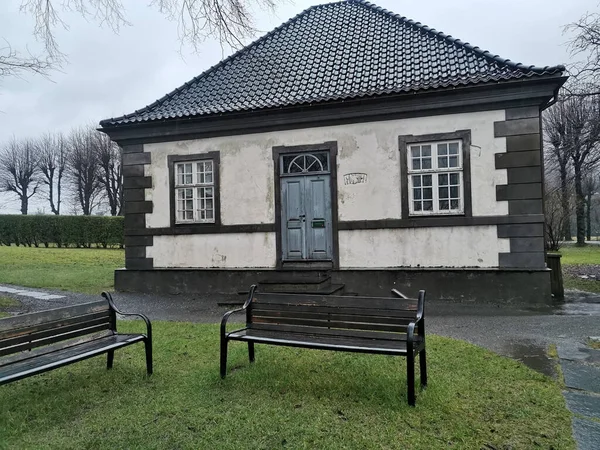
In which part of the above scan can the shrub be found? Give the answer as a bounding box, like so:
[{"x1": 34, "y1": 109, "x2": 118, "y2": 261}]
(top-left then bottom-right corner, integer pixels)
[{"x1": 0, "y1": 215, "x2": 124, "y2": 248}]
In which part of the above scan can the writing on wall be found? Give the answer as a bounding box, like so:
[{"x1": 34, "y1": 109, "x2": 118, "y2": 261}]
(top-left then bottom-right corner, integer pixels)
[{"x1": 343, "y1": 173, "x2": 368, "y2": 185}]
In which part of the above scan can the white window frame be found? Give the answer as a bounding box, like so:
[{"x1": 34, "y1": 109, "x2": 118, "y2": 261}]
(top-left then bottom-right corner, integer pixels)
[
  {"x1": 407, "y1": 140, "x2": 465, "y2": 216},
  {"x1": 174, "y1": 160, "x2": 216, "y2": 224}
]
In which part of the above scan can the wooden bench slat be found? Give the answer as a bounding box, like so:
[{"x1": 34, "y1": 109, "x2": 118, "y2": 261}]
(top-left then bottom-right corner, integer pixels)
[
  {"x1": 251, "y1": 308, "x2": 415, "y2": 326},
  {"x1": 247, "y1": 323, "x2": 415, "y2": 342},
  {"x1": 251, "y1": 303, "x2": 419, "y2": 319},
  {"x1": 0, "y1": 301, "x2": 109, "y2": 332},
  {"x1": 0, "y1": 334, "x2": 145, "y2": 384},
  {"x1": 0, "y1": 315, "x2": 111, "y2": 351},
  {"x1": 0, "y1": 323, "x2": 112, "y2": 358},
  {"x1": 254, "y1": 294, "x2": 418, "y2": 311},
  {"x1": 252, "y1": 316, "x2": 410, "y2": 333},
  {"x1": 229, "y1": 329, "x2": 409, "y2": 355},
  {"x1": 0, "y1": 331, "x2": 113, "y2": 368}
]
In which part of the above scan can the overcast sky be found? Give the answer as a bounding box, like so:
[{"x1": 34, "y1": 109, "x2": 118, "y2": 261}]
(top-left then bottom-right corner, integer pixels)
[{"x1": 0, "y1": 0, "x2": 594, "y2": 212}]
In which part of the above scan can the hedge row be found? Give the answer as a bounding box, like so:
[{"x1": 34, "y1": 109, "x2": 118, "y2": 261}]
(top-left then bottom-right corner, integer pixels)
[{"x1": 0, "y1": 215, "x2": 124, "y2": 248}]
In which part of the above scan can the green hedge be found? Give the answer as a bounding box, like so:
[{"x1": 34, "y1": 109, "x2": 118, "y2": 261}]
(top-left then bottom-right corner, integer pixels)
[{"x1": 0, "y1": 215, "x2": 124, "y2": 248}]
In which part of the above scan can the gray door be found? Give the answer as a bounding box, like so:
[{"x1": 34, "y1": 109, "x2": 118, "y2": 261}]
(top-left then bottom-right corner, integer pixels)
[{"x1": 281, "y1": 174, "x2": 333, "y2": 261}]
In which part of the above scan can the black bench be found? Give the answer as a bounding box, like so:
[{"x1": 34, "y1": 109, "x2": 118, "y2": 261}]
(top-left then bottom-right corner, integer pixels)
[
  {"x1": 220, "y1": 286, "x2": 427, "y2": 405},
  {"x1": 0, "y1": 292, "x2": 152, "y2": 385}
]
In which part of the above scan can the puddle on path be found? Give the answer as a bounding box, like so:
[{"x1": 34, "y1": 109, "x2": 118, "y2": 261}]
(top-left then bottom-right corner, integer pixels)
[{"x1": 502, "y1": 339, "x2": 556, "y2": 378}]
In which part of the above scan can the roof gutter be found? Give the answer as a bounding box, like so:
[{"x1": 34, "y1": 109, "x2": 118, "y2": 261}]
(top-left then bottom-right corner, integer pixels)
[{"x1": 541, "y1": 76, "x2": 568, "y2": 111}]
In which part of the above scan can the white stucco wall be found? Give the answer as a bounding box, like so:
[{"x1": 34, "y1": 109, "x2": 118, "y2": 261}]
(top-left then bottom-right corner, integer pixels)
[
  {"x1": 339, "y1": 227, "x2": 510, "y2": 268},
  {"x1": 148, "y1": 233, "x2": 276, "y2": 268},
  {"x1": 142, "y1": 110, "x2": 510, "y2": 269}
]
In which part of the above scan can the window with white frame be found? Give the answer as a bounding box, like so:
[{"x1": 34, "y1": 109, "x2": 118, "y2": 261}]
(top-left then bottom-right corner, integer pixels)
[
  {"x1": 174, "y1": 160, "x2": 215, "y2": 223},
  {"x1": 407, "y1": 141, "x2": 464, "y2": 215}
]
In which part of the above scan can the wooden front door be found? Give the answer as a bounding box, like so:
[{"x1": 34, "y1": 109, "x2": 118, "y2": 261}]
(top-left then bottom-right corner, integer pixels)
[{"x1": 280, "y1": 153, "x2": 333, "y2": 262}]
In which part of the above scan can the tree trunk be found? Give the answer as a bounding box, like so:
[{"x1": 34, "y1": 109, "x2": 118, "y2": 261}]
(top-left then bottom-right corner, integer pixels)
[
  {"x1": 586, "y1": 191, "x2": 592, "y2": 241},
  {"x1": 574, "y1": 163, "x2": 586, "y2": 246},
  {"x1": 20, "y1": 194, "x2": 28, "y2": 215},
  {"x1": 560, "y1": 166, "x2": 571, "y2": 241}
]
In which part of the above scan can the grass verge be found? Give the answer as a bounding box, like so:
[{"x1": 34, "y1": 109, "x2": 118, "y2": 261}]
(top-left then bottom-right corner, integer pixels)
[
  {"x1": 0, "y1": 246, "x2": 124, "y2": 294},
  {"x1": 0, "y1": 296, "x2": 20, "y2": 318},
  {"x1": 559, "y1": 245, "x2": 600, "y2": 294},
  {"x1": 0, "y1": 323, "x2": 575, "y2": 449}
]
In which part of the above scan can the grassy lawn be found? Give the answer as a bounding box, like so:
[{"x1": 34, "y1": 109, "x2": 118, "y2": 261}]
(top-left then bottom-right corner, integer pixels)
[
  {"x1": 559, "y1": 245, "x2": 600, "y2": 265},
  {"x1": 0, "y1": 246, "x2": 124, "y2": 294},
  {"x1": 559, "y1": 245, "x2": 600, "y2": 294},
  {"x1": 0, "y1": 296, "x2": 20, "y2": 318},
  {"x1": 0, "y1": 323, "x2": 574, "y2": 449}
]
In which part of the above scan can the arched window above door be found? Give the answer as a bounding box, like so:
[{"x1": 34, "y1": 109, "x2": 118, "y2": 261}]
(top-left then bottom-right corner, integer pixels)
[{"x1": 281, "y1": 152, "x2": 329, "y2": 175}]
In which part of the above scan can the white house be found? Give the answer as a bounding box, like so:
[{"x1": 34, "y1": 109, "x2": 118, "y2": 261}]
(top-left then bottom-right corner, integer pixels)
[{"x1": 100, "y1": 0, "x2": 566, "y2": 302}]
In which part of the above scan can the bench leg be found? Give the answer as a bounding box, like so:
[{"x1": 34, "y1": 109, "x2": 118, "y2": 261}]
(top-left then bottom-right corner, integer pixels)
[
  {"x1": 145, "y1": 339, "x2": 153, "y2": 375},
  {"x1": 248, "y1": 342, "x2": 255, "y2": 363},
  {"x1": 107, "y1": 350, "x2": 114, "y2": 370},
  {"x1": 407, "y1": 353, "x2": 416, "y2": 407},
  {"x1": 419, "y1": 348, "x2": 427, "y2": 388},
  {"x1": 220, "y1": 339, "x2": 228, "y2": 379}
]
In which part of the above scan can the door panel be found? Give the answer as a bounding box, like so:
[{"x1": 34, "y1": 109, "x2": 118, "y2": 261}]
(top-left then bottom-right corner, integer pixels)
[
  {"x1": 282, "y1": 178, "x2": 305, "y2": 260},
  {"x1": 306, "y1": 176, "x2": 332, "y2": 260}
]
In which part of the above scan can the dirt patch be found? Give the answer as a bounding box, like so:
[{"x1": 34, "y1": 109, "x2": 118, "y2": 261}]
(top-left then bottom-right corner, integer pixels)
[{"x1": 563, "y1": 264, "x2": 600, "y2": 281}]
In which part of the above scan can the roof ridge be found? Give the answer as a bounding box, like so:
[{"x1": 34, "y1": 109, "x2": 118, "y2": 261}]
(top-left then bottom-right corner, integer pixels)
[
  {"x1": 350, "y1": 0, "x2": 566, "y2": 74},
  {"x1": 100, "y1": 1, "x2": 342, "y2": 126}
]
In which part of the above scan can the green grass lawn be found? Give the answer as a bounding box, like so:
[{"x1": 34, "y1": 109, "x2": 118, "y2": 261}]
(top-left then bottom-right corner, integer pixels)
[
  {"x1": 0, "y1": 296, "x2": 20, "y2": 318},
  {"x1": 0, "y1": 246, "x2": 124, "y2": 294},
  {"x1": 0, "y1": 323, "x2": 574, "y2": 449},
  {"x1": 559, "y1": 245, "x2": 600, "y2": 294}
]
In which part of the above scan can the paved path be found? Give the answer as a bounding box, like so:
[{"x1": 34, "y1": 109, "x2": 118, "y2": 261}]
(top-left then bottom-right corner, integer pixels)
[{"x1": 2, "y1": 284, "x2": 599, "y2": 448}]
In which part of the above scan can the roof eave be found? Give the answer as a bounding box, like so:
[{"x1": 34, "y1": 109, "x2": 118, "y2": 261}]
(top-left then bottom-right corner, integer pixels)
[{"x1": 101, "y1": 74, "x2": 567, "y2": 144}]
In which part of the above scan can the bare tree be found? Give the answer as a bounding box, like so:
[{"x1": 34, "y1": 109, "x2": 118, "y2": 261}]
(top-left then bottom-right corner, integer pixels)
[
  {"x1": 567, "y1": 12, "x2": 600, "y2": 93},
  {"x1": 92, "y1": 132, "x2": 122, "y2": 216},
  {"x1": 36, "y1": 132, "x2": 67, "y2": 215},
  {"x1": 4, "y1": 0, "x2": 280, "y2": 79},
  {"x1": 544, "y1": 182, "x2": 573, "y2": 251},
  {"x1": 583, "y1": 171, "x2": 599, "y2": 241},
  {"x1": 67, "y1": 127, "x2": 102, "y2": 215},
  {"x1": 564, "y1": 96, "x2": 600, "y2": 245},
  {"x1": 0, "y1": 138, "x2": 40, "y2": 214},
  {"x1": 544, "y1": 101, "x2": 573, "y2": 240}
]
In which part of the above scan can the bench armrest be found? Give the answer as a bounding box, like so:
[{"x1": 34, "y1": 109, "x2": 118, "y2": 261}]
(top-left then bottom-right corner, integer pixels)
[
  {"x1": 101, "y1": 292, "x2": 152, "y2": 342},
  {"x1": 221, "y1": 285, "x2": 257, "y2": 339}
]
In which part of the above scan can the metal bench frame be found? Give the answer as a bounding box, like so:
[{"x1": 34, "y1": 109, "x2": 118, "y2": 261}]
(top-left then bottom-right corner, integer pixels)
[
  {"x1": 0, "y1": 292, "x2": 152, "y2": 386},
  {"x1": 221, "y1": 285, "x2": 427, "y2": 405}
]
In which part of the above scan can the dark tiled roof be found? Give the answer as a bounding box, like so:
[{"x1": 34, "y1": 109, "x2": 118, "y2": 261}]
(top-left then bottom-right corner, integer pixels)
[{"x1": 101, "y1": 0, "x2": 565, "y2": 127}]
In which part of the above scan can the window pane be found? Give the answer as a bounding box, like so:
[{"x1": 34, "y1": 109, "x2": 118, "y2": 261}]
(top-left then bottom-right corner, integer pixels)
[
  {"x1": 423, "y1": 188, "x2": 433, "y2": 200},
  {"x1": 449, "y1": 142, "x2": 459, "y2": 154},
  {"x1": 439, "y1": 200, "x2": 449, "y2": 210},
  {"x1": 413, "y1": 176, "x2": 421, "y2": 188},
  {"x1": 411, "y1": 146, "x2": 421, "y2": 158},
  {"x1": 437, "y1": 143, "x2": 448, "y2": 155},
  {"x1": 439, "y1": 187, "x2": 449, "y2": 198},
  {"x1": 205, "y1": 173, "x2": 213, "y2": 184},
  {"x1": 438, "y1": 157, "x2": 448, "y2": 168},
  {"x1": 423, "y1": 201, "x2": 433, "y2": 211},
  {"x1": 185, "y1": 210, "x2": 193, "y2": 220},
  {"x1": 412, "y1": 158, "x2": 421, "y2": 170},
  {"x1": 205, "y1": 210, "x2": 214, "y2": 220},
  {"x1": 421, "y1": 145, "x2": 431, "y2": 157},
  {"x1": 205, "y1": 161, "x2": 213, "y2": 172},
  {"x1": 413, "y1": 189, "x2": 421, "y2": 200},
  {"x1": 451, "y1": 199, "x2": 459, "y2": 209},
  {"x1": 422, "y1": 158, "x2": 432, "y2": 170},
  {"x1": 423, "y1": 175, "x2": 432, "y2": 186},
  {"x1": 449, "y1": 156, "x2": 459, "y2": 168},
  {"x1": 438, "y1": 173, "x2": 448, "y2": 185},
  {"x1": 450, "y1": 186, "x2": 459, "y2": 198},
  {"x1": 413, "y1": 201, "x2": 422, "y2": 212},
  {"x1": 450, "y1": 173, "x2": 460, "y2": 185}
]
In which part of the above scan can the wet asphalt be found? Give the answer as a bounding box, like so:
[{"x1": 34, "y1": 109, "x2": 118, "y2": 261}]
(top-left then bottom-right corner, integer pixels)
[{"x1": 2, "y1": 284, "x2": 600, "y2": 448}]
